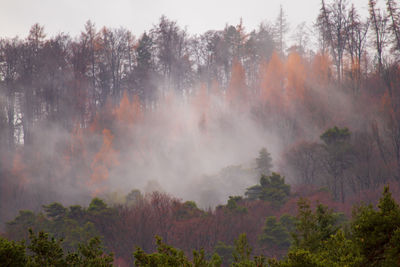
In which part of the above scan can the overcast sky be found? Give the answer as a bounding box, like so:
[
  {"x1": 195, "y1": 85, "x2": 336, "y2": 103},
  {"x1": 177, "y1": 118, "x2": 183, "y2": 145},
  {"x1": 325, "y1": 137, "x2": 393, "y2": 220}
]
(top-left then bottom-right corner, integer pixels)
[{"x1": 1, "y1": 0, "x2": 373, "y2": 39}]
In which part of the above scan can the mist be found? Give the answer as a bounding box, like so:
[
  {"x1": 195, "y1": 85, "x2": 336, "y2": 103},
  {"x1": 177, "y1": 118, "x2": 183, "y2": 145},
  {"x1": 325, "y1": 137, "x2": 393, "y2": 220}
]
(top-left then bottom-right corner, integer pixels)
[
  {"x1": 1, "y1": 0, "x2": 400, "y2": 232},
  {"x1": 1, "y1": 48, "x2": 363, "y2": 220}
]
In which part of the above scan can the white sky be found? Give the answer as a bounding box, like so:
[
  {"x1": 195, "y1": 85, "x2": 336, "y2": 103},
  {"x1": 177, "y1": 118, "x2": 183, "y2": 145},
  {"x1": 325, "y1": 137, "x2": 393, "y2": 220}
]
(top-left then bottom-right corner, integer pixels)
[{"x1": 0, "y1": 0, "x2": 372, "y2": 39}]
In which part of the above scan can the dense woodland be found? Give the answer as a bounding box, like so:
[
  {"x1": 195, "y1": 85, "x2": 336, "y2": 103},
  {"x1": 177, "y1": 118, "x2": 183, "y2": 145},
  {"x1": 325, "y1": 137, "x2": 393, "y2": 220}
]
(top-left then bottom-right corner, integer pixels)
[{"x1": 1, "y1": 0, "x2": 400, "y2": 266}]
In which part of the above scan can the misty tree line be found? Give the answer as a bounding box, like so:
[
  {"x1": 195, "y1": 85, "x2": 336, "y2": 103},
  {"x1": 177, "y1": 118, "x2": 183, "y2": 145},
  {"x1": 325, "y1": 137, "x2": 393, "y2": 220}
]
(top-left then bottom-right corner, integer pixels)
[
  {"x1": 0, "y1": 0, "x2": 399, "y2": 144},
  {"x1": 0, "y1": 0, "x2": 400, "y2": 215},
  {"x1": 0, "y1": 15, "x2": 275, "y2": 148}
]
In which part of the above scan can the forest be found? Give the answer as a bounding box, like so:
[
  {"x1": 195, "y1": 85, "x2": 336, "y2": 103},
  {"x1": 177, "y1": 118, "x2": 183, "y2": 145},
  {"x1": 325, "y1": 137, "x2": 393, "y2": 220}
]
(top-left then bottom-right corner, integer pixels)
[{"x1": 1, "y1": 0, "x2": 400, "y2": 265}]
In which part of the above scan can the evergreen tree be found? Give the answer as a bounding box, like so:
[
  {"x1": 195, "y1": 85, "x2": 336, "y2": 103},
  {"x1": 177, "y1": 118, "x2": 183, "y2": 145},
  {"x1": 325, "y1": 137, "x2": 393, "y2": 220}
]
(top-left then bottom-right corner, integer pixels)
[
  {"x1": 0, "y1": 229, "x2": 113, "y2": 267},
  {"x1": 351, "y1": 186, "x2": 400, "y2": 266},
  {"x1": 214, "y1": 241, "x2": 234, "y2": 266},
  {"x1": 133, "y1": 235, "x2": 221, "y2": 266},
  {"x1": 259, "y1": 216, "x2": 291, "y2": 250},
  {"x1": 245, "y1": 173, "x2": 290, "y2": 207},
  {"x1": 256, "y1": 147, "x2": 273, "y2": 176},
  {"x1": 292, "y1": 199, "x2": 340, "y2": 252},
  {"x1": 0, "y1": 237, "x2": 27, "y2": 266}
]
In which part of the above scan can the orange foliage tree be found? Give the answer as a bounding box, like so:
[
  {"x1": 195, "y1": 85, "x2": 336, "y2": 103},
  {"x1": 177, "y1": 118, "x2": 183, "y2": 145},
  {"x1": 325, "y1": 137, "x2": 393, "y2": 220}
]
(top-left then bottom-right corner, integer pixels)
[
  {"x1": 311, "y1": 52, "x2": 332, "y2": 85},
  {"x1": 113, "y1": 91, "x2": 143, "y2": 126},
  {"x1": 286, "y1": 52, "x2": 306, "y2": 104},
  {"x1": 227, "y1": 59, "x2": 248, "y2": 110},
  {"x1": 259, "y1": 52, "x2": 286, "y2": 110}
]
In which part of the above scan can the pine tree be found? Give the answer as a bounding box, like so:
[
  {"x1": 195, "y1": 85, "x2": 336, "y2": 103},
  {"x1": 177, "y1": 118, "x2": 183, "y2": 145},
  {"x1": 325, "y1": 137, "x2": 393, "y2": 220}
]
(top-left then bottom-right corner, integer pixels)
[
  {"x1": 245, "y1": 173, "x2": 290, "y2": 207},
  {"x1": 256, "y1": 147, "x2": 273, "y2": 176},
  {"x1": 259, "y1": 216, "x2": 291, "y2": 250},
  {"x1": 351, "y1": 186, "x2": 400, "y2": 266}
]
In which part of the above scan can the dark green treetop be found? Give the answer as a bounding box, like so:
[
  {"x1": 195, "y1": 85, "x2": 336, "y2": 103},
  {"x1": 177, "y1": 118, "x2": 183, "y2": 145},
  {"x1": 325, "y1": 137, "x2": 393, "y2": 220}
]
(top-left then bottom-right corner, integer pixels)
[
  {"x1": 259, "y1": 216, "x2": 291, "y2": 250},
  {"x1": 256, "y1": 147, "x2": 273, "y2": 176},
  {"x1": 245, "y1": 172, "x2": 290, "y2": 207},
  {"x1": 351, "y1": 186, "x2": 400, "y2": 266}
]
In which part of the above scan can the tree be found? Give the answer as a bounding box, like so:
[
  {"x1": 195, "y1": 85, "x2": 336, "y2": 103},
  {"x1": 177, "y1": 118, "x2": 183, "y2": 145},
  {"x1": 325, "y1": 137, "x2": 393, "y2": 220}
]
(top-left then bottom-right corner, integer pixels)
[
  {"x1": 134, "y1": 32, "x2": 157, "y2": 102},
  {"x1": 6, "y1": 210, "x2": 38, "y2": 241},
  {"x1": 292, "y1": 199, "x2": 341, "y2": 253},
  {"x1": 268, "y1": 249, "x2": 324, "y2": 267},
  {"x1": 222, "y1": 24, "x2": 242, "y2": 79},
  {"x1": 243, "y1": 23, "x2": 275, "y2": 89},
  {"x1": 256, "y1": 147, "x2": 273, "y2": 176},
  {"x1": 284, "y1": 142, "x2": 323, "y2": 186},
  {"x1": 70, "y1": 20, "x2": 99, "y2": 124},
  {"x1": 316, "y1": 230, "x2": 363, "y2": 267},
  {"x1": 369, "y1": 0, "x2": 388, "y2": 73},
  {"x1": 0, "y1": 237, "x2": 27, "y2": 266},
  {"x1": 125, "y1": 189, "x2": 143, "y2": 205},
  {"x1": 21, "y1": 23, "x2": 46, "y2": 145},
  {"x1": 274, "y1": 5, "x2": 289, "y2": 55},
  {"x1": 214, "y1": 241, "x2": 234, "y2": 266},
  {"x1": 83, "y1": 20, "x2": 99, "y2": 116},
  {"x1": 290, "y1": 22, "x2": 311, "y2": 55},
  {"x1": 269, "y1": 230, "x2": 362, "y2": 267},
  {"x1": 226, "y1": 59, "x2": 248, "y2": 109},
  {"x1": 87, "y1": 198, "x2": 108, "y2": 214},
  {"x1": 68, "y1": 237, "x2": 114, "y2": 266},
  {"x1": 268, "y1": 200, "x2": 362, "y2": 267},
  {"x1": 151, "y1": 16, "x2": 192, "y2": 94},
  {"x1": 386, "y1": 0, "x2": 400, "y2": 52},
  {"x1": 320, "y1": 126, "x2": 353, "y2": 203},
  {"x1": 97, "y1": 27, "x2": 132, "y2": 104},
  {"x1": 351, "y1": 186, "x2": 400, "y2": 266},
  {"x1": 0, "y1": 228, "x2": 114, "y2": 266},
  {"x1": 317, "y1": 0, "x2": 349, "y2": 83},
  {"x1": 43, "y1": 202, "x2": 67, "y2": 221},
  {"x1": 346, "y1": 4, "x2": 369, "y2": 93},
  {"x1": 27, "y1": 229, "x2": 66, "y2": 266},
  {"x1": 225, "y1": 196, "x2": 247, "y2": 214},
  {"x1": 245, "y1": 173, "x2": 290, "y2": 207},
  {"x1": 133, "y1": 235, "x2": 221, "y2": 266},
  {"x1": 259, "y1": 216, "x2": 291, "y2": 252},
  {"x1": 0, "y1": 37, "x2": 21, "y2": 151},
  {"x1": 232, "y1": 233, "x2": 253, "y2": 266}
]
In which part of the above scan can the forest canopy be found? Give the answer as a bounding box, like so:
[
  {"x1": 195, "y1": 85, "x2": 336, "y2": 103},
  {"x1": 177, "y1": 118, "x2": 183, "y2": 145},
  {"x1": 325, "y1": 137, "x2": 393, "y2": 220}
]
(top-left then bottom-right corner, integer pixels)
[{"x1": 1, "y1": 0, "x2": 400, "y2": 265}]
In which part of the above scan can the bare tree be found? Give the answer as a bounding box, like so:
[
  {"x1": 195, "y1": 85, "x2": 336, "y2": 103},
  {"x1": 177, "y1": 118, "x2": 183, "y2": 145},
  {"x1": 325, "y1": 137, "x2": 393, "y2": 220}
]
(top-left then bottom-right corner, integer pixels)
[
  {"x1": 317, "y1": 0, "x2": 349, "y2": 83},
  {"x1": 284, "y1": 142, "x2": 323, "y2": 186},
  {"x1": 274, "y1": 5, "x2": 289, "y2": 55},
  {"x1": 369, "y1": 0, "x2": 389, "y2": 73},
  {"x1": 81, "y1": 20, "x2": 99, "y2": 118},
  {"x1": 346, "y1": 4, "x2": 369, "y2": 93},
  {"x1": 151, "y1": 16, "x2": 193, "y2": 95},
  {"x1": 291, "y1": 22, "x2": 311, "y2": 55},
  {"x1": 0, "y1": 38, "x2": 21, "y2": 150},
  {"x1": 21, "y1": 23, "x2": 46, "y2": 145},
  {"x1": 386, "y1": 0, "x2": 400, "y2": 52}
]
